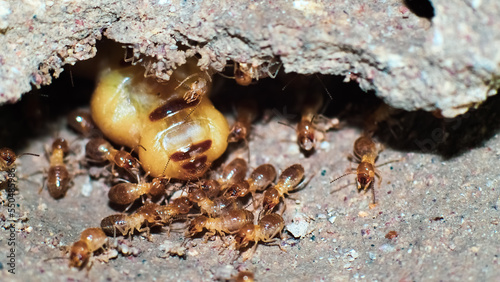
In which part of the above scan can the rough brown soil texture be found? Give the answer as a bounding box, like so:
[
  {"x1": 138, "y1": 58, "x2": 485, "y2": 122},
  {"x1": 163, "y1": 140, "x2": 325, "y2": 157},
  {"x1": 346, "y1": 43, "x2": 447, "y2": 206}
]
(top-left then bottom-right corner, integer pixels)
[
  {"x1": 1, "y1": 1, "x2": 500, "y2": 117},
  {"x1": 1, "y1": 46, "x2": 500, "y2": 281}
]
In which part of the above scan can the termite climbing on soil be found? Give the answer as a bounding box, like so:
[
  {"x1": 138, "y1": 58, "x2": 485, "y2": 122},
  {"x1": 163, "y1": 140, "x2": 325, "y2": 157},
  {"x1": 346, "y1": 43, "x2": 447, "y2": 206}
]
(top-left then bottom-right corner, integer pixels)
[
  {"x1": 100, "y1": 203, "x2": 162, "y2": 239},
  {"x1": 68, "y1": 227, "x2": 108, "y2": 269},
  {"x1": 222, "y1": 163, "x2": 277, "y2": 208},
  {"x1": 227, "y1": 98, "x2": 258, "y2": 144},
  {"x1": 331, "y1": 135, "x2": 400, "y2": 205},
  {"x1": 101, "y1": 198, "x2": 193, "y2": 238},
  {"x1": 186, "y1": 208, "x2": 255, "y2": 239},
  {"x1": 218, "y1": 158, "x2": 248, "y2": 190},
  {"x1": 44, "y1": 138, "x2": 72, "y2": 199},
  {"x1": 187, "y1": 186, "x2": 236, "y2": 217},
  {"x1": 262, "y1": 164, "x2": 305, "y2": 214},
  {"x1": 234, "y1": 213, "x2": 285, "y2": 261}
]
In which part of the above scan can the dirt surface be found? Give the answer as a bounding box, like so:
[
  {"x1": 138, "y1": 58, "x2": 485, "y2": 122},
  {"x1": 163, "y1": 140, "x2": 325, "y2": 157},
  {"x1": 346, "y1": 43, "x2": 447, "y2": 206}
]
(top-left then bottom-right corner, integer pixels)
[
  {"x1": 1, "y1": 55, "x2": 500, "y2": 281},
  {"x1": 1, "y1": 1, "x2": 500, "y2": 117}
]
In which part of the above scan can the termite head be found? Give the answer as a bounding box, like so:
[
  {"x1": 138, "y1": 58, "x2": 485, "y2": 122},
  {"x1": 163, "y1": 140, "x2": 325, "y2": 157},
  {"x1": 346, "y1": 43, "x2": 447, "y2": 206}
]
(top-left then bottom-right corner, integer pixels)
[
  {"x1": 187, "y1": 187, "x2": 205, "y2": 203},
  {"x1": 234, "y1": 63, "x2": 253, "y2": 86},
  {"x1": 193, "y1": 78, "x2": 208, "y2": 96},
  {"x1": 199, "y1": 179, "x2": 221, "y2": 199},
  {"x1": 52, "y1": 138, "x2": 69, "y2": 154},
  {"x1": 114, "y1": 151, "x2": 139, "y2": 170},
  {"x1": 235, "y1": 223, "x2": 255, "y2": 248},
  {"x1": 262, "y1": 188, "x2": 280, "y2": 211},
  {"x1": 137, "y1": 203, "x2": 161, "y2": 223},
  {"x1": 223, "y1": 180, "x2": 250, "y2": 199},
  {"x1": 227, "y1": 122, "x2": 248, "y2": 143},
  {"x1": 297, "y1": 121, "x2": 315, "y2": 151},
  {"x1": 356, "y1": 162, "x2": 375, "y2": 190},
  {"x1": 187, "y1": 215, "x2": 208, "y2": 236},
  {"x1": 150, "y1": 177, "x2": 169, "y2": 196},
  {"x1": 69, "y1": 241, "x2": 90, "y2": 269},
  {"x1": 0, "y1": 147, "x2": 16, "y2": 167},
  {"x1": 171, "y1": 196, "x2": 193, "y2": 213}
]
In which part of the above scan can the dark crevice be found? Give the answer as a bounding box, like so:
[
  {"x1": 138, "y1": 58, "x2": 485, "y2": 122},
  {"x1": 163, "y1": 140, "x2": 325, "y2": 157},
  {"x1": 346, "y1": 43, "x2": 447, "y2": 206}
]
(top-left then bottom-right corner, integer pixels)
[{"x1": 403, "y1": 0, "x2": 435, "y2": 19}]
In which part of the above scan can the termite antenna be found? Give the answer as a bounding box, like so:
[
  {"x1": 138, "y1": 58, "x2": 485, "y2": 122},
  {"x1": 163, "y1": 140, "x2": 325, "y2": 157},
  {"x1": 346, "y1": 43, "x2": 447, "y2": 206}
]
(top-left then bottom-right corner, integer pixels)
[
  {"x1": 181, "y1": 100, "x2": 202, "y2": 123},
  {"x1": 314, "y1": 74, "x2": 333, "y2": 100},
  {"x1": 161, "y1": 156, "x2": 172, "y2": 177},
  {"x1": 130, "y1": 144, "x2": 147, "y2": 154},
  {"x1": 217, "y1": 72, "x2": 235, "y2": 80},
  {"x1": 18, "y1": 152, "x2": 40, "y2": 158},
  {"x1": 281, "y1": 73, "x2": 299, "y2": 91},
  {"x1": 277, "y1": 121, "x2": 296, "y2": 131},
  {"x1": 174, "y1": 73, "x2": 200, "y2": 91},
  {"x1": 69, "y1": 67, "x2": 74, "y2": 88},
  {"x1": 375, "y1": 158, "x2": 405, "y2": 168},
  {"x1": 268, "y1": 62, "x2": 282, "y2": 79},
  {"x1": 330, "y1": 172, "x2": 355, "y2": 184},
  {"x1": 44, "y1": 256, "x2": 67, "y2": 262}
]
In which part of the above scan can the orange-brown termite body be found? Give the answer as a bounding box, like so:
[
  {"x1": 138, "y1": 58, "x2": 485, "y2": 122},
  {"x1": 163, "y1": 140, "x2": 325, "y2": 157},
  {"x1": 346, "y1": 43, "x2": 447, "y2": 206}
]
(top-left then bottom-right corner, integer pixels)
[
  {"x1": 46, "y1": 138, "x2": 72, "y2": 199},
  {"x1": 331, "y1": 135, "x2": 389, "y2": 205},
  {"x1": 223, "y1": 164, "x2": 277, "y2": 207},
  {"x1": 186, "y1": 208, "x2": 255, "y2": 238},
  {"x1": 219, "y1": 158, "x2": 248, "y2": 189},
  {"x1": 234, "y1": 213, "x2": 285, "y2": 261},
  {"x1": 69, "y1": 227, "x2": 108, "y2": 269},
  {"x1": 67, "y1": 109, "x2": 98, "y2": 137},
  {"x1": 108, "y1": 177, "x2": 169, "y2": 206},
  {"x1": 187, "y1": 187, "x2": 235, "y2": 217},
  {"x1": 228, "y1": 99, "x2": 258, "y2": 144},
  {"x1": 262, "y1": 164, "x2": 305, "y2": 213},
  {"x1": 100, "y1": 203, "x2": 162, "y2": 238},
  {"x1": 85, "y1": 137, "x2": 142, "y2": 176}
]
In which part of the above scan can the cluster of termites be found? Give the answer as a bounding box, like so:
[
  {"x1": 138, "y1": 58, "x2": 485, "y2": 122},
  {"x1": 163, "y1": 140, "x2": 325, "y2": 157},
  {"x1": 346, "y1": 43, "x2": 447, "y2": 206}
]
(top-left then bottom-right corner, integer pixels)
[{"x1": 1, "y1": 51, "x2": 402, "y2": 279}]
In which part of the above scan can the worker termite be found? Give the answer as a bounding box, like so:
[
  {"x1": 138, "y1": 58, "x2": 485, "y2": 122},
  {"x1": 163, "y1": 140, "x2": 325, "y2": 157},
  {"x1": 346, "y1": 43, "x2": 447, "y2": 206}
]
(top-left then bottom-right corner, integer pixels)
[
  {"x1": 198, "y1": 179, "x2": 222, "y2": 199},
  {"x1": 107, "y1": 176, "x2": 169, "y2": 207},
  {"x1": 297, "y1": 89, "x2": 340, "y2": 151},
  {"x1": 174, "y1": 70, "x2": 212, "y2": 104},
  {"x1": 91, "y1": 58, "x2": 229, "y2": 179},
  {"x1": 187, "y1": 187, "x2": 236, "y2": 217},
  {"x1": 85, "y1": 137, "x2": 143, "y2": 176},
  {"x1": 44, "y1": 138, "x2": 72, "y2": 199},
  {"x1": 100, "y1": 203, "x2": 162, "y2": 238},
  {"x1": 262, "y1": 164, "x2": 305, "y2": 213},
  {"x1": 233, "y1": 60, "x2": 281, "y2": 86},
  {"x1": 186, "y1": 209, "x2": 254, "y2": 239},
  {"x1": 66, "y1": 109, "x2": 98, "y2": 137},
  {"x1": 234, "y1": 213, "x2": 285, "y2": 261},
  {"x1": 101, "y1": 198, "x2": 193, "y2": 237},
  {"x1": 0, "y1": 147, "x2": 39, "y2": 172},
  {"x1": 227, "y1": 99, "x2": 258, "y2": 144},
  {"x1": 219, "y1": 158, "x2": 248, "y2": 189},
  {"x1": 330, "y1": 135, "x2": 398, "y2": 205},
  {"x1": 223, "y1": 164, "x2": 277, "y2": 207},
  {"x1": 154, "y1": 196, "x2": 193, "y2": 223},
  {"x1": 68, "y1": 227, "x2": 108, "y2": 269}
]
